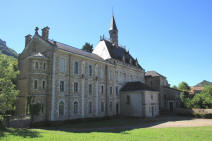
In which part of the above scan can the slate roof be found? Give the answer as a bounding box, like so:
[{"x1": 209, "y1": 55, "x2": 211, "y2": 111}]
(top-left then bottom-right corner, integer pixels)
[
  {"x1": 103, "y1": 39, "x2": 142, "y2": 69},
  {"x1": 120, "y1": 81, "x2": 155, "y2": 91},
  {"x1": 109, "y1": 16, "x2": 118, "y2": 31},
  {"x1": 48, "y1": 40, "x2": 105, "y2": 62},
  {"x1": 145, "y1": 71, "x2": 166, "y2": 78}
]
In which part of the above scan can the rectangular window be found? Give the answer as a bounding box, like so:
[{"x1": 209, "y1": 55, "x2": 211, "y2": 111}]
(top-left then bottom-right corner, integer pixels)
[
  {"x1": 35, "y1": 62, "x2": 39, "y2": 69},
  {"x1": 89, "y1": 84, "x2": 92, "y2": 95},
  {"x1": 101, "y1": 85, "x2": 104, "y2": 94},
  {"x1": 41, "y1": 104, "x2": 44, "y2": 113},
  {"x1": 89, "y1": 102, "x2": 92, "y2": 113},
  {"x1": 110, "y1": 87, "x2": 112, "y2": 95},
  {"x1": 60, "y1": 81, "x2": 64, "y2": 92},
  {"x1": 40, "y1": 62, "x2": 42, "y2": 69},
  {"x1": 124, "y1": 73, "x2": 126, "y2": 81},
  {"x1": 42, "y1": 80, "x2": 46, "y2": 89},
  {"x1": 34, "y1": 80, "x2": 38, "y2": 89},
  {"x1": 151, "y1": 95, "x2": 153, "y2": 100},
  {"x1": 43, "y1": 63, "x2": 46, "y2": 70},
  {"x1": 74, "y1": 82, "x2": 78, "y2": 93},
  {"x1": 115, "y1": 71, "x2": 118, "y2": 81},
  {"x1": 126, "y1": 95, "x2": 130, "y2": 104},
  {"x1": 88, "y1": 65, "x2": 92, "y2": 76},
  {"x1": 60, "y1": 58, "x2": 65, "y2": 72},
  {"x1": 74, "y1": 61, "x2": 78, "y2": 74},
  {"x1": 100, "y1": 65, "x2": 104, "y2": 78},
  {"x1": 109, "y1": 102, "x2": 112, "y2": 112},
  {"x1": 101, "y1": 102, "x2": 104, "y2": 112},
  {"x1": 109, "y1": 70, "x2": 112, "y2": 80},
  {"x1": 116, "y1": 86, "x2": 119, "y2": 95}
]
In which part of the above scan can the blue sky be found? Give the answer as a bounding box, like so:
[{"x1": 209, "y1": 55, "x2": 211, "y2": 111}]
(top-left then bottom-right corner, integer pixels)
[{"x1": 0, "y1": 0, "x2": 211, "y2": 86}]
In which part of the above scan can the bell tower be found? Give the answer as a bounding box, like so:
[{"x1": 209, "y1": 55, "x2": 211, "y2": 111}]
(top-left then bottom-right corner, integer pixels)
[{"x1": 109, "y1": 16, "x2": 118, "y2": 46}]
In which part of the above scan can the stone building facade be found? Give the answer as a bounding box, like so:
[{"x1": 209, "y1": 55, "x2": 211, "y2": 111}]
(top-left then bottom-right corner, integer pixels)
[
  {"x1": 16, "y1": 16, "x2": 160, "y2": 121},
  {"x1": 145, "y1": 71, "x2": 181, "y2": 112},
  {"x1": 120, "y1": 82, "x2": 159, "y2": 117}
]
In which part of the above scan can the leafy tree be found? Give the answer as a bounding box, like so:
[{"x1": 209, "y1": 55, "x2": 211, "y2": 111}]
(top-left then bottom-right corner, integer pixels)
[
  {"x1": 0, "y1": 53, "x2": 19, "y2": 127},
  {"x1": 191, "y1": 85, "x2": 212, "y2": 109},
  {"x1": 178, "y1": 81, "x2": 190, "y2": 92},
  {"x1": 82, "y1": 42, "x2": 93, "y2": 53},
  {"x1": 172, "y1": 85, "x2": 178, "y2": 89},
  {"x1": 180, "y1": 91, "x2": 191, "y2": 108}
]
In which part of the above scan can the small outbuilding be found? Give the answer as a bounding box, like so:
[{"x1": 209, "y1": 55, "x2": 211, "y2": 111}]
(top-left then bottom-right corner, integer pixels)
[{"x1": 120, "y1": 81, "x2": 159, "y2": 118}]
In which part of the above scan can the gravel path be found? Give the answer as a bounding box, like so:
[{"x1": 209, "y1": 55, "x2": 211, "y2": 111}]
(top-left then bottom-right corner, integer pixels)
[{"x1": 150, "y1": 118, "x2": 212, "y2": 128}]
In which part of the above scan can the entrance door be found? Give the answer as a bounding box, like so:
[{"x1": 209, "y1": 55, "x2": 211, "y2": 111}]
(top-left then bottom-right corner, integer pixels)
[
  {"x1": 116, "y1": 103, "x2": 119, "y2": 115},
  {"x1": 152, "y1": 106, "x2": 154, "y2": 117},
  {"x1": 169, "y1": 102, "x2": 174, "y2": 112}
]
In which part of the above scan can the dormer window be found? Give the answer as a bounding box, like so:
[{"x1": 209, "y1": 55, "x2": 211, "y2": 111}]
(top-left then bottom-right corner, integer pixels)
[
  {"x1": 129, "y1": 58, "x2": 132, "y2": 64},
  {"x1": 122, "y1": 55, "x2": 125, "y2": 63}
]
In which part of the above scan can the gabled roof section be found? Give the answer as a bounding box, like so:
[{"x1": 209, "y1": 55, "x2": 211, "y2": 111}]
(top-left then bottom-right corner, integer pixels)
[
  {"x1": 109, "y1": 16, "x2": 118, "y2": 31},
  {"x1": 120, "y1": 81, "x2": 156, "y2": 92},
  {"x1": 145, "y1": 71, "x2": 166, "y2": 78},
  {"x1": 102, "y1": 39, "x2": 142, "y2": 69},
  {"x1": 48, "y1": 40, "x2": 104, "y2": 62}
]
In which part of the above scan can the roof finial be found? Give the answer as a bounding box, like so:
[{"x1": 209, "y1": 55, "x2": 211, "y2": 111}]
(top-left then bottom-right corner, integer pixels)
[{"x1": 112, "y1": 7, "x2": 114, "y2": 17}]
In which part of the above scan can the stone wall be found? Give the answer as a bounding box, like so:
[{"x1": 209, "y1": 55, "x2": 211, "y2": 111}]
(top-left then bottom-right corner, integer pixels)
[
  {"x1": 120, "y1": 90, "x2": 159, "y2": 117},
  {"x1": 176, "y1": 108, "x2": 212, "y2": 116}
]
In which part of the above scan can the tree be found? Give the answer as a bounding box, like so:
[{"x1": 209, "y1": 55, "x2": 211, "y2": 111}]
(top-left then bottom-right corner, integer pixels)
[
  {"x1": 178, "y1": 81, "x2": 190, "y2": 92},
  {"x1": 191, "y1": 85, "x2": 212, "y2": 109},
  {"x1": 82, "y1": 42, "x2": 93, "y2": 53},
  {"x1": 180, "y1": 91, "x2": 191, "y2": 108},
  {"x1": 172, "y1": 85, "x2": 178, "y2": 89},
  {"x1": 0, "y1": 53, "x2": 19, "y2": 127}
]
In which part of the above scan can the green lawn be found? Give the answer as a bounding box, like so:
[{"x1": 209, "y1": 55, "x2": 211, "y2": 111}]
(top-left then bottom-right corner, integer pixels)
[{"x1": 1, "y1": 126, "x2": 212, "y2": 141}]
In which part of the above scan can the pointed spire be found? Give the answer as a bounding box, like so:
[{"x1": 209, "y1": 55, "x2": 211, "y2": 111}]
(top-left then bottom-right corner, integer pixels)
[{"x1": 109, "y1": 16, "x2": 118, "y2": 31}]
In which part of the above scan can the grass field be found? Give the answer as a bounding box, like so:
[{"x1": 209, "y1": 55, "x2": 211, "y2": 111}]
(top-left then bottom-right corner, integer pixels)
[
  {"x1": 1, "y1": 126, "x2": 212, "y2": 141},
  {"x1": 1, "y1": 118, "x2": 212, "y2": 141}
]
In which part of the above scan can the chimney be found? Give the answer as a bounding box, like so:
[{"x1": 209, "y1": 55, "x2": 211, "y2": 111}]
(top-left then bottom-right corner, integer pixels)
[
  {"x1": 25, "y1": 34, "x2": 32, "y2": 47},
  {"x1": 42, "y1": 26, "x2": 50, "y2": 40}
]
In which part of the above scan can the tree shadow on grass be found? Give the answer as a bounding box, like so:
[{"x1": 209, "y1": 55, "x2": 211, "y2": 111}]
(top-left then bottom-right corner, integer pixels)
[{"x1": 0, "y1": 128, "x2": 41, "y2": 138}]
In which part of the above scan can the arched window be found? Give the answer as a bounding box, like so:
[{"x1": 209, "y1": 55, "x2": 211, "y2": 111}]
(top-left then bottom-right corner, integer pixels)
[
  {"x1": 59, "y1": 101, "x2": 64, "y2": 116},
  {"x1": 74, "y1": 62, "x2": 78, "y2": 74},
  {"x1": 74, "y1": 101, "x2": 78, "y2": 114}
]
